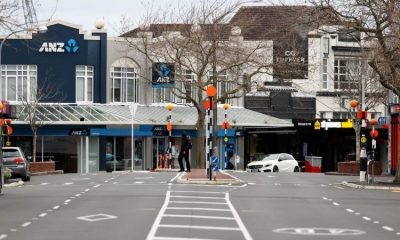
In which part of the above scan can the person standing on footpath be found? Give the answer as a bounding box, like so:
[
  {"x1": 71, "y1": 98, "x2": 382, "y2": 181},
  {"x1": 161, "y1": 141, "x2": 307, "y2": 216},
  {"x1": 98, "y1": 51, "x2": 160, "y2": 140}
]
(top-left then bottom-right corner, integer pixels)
[{"x1": 178, "y1": 132, "x2": 192, "y2": 172}]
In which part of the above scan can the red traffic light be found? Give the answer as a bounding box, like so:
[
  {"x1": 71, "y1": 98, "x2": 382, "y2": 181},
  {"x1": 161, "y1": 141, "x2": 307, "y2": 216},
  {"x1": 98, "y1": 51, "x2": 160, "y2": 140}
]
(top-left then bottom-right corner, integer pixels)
[
  {"x1": 370, "y1": 129, "x2": 378, "y2": 138},
  {"x1": 221, "y1": 121, "x2": 231, "y2": 129},
  {"x1": 203, "y1": 98, "x2": 215, "y2": 110}
]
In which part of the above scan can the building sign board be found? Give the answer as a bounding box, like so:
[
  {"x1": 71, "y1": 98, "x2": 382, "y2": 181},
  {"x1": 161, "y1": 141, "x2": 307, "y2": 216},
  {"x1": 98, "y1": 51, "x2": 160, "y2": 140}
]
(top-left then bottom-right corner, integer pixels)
[
  {"x1": 152, "y1": 125, "x2": 168, "y2": 136},
  {"x1": 152, "y1": 63, "x2": 175, "y2": 88},
  {"x1": 69, "y1": 129, "x2": 90, "y2": 136},
  {"x1": 39, "y1": 38, "x2": 79, "y2": 53}
]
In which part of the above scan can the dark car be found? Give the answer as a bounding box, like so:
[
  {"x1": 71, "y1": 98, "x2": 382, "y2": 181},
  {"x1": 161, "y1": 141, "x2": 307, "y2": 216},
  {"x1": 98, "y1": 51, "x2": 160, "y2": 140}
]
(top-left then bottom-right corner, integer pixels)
[{"x1": 2, "y1": 147, "x2": 31, "y2": 181}]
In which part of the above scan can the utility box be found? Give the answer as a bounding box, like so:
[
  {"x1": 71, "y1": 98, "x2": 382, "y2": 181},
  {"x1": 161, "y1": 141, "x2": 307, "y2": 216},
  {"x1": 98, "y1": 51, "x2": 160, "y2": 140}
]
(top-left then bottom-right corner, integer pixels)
[{"x1": 305, "y1": 156, "x2": 322, "y2": 173}]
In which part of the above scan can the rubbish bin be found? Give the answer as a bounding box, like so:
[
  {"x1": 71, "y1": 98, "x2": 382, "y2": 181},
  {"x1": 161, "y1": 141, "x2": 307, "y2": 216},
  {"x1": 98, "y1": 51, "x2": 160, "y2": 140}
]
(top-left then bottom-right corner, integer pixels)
[{"x1": 305, "y1": 156, "x2": 322, "y2": 173}]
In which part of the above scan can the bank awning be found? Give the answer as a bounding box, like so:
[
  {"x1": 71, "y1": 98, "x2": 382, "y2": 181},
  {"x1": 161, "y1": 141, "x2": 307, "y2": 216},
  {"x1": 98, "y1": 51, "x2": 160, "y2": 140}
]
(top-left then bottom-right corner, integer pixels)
[{"x1": 13, "y1": 103, "x2": 293, "y2": 127}]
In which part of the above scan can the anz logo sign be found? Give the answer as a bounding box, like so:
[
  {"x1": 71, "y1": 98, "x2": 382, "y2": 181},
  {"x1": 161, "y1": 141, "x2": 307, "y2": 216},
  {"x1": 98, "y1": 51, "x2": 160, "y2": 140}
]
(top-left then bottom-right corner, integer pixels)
[{"x1": 39, "y1": 38, "x2": 79, "y2": 53}]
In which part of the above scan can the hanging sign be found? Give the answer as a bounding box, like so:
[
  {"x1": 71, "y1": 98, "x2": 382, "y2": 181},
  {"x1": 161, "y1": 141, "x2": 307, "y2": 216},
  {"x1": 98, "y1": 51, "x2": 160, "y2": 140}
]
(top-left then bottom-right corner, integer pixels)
[{"x1": 152, "y1": 63, "x2": 175, "y2": 88}]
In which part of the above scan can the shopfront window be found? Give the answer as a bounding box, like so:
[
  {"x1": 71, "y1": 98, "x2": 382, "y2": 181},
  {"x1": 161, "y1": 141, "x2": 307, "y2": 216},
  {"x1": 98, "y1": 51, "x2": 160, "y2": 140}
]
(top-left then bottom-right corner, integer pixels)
[
  {"x1": 0, "y1": 65, "x2": 37, "y2": 102},
  {"x1": 76, "y1": 65, "x2": 93, "y2": 103},
  {"x1": 105, "y1": 136, "x2": 144, "y2": 171}
]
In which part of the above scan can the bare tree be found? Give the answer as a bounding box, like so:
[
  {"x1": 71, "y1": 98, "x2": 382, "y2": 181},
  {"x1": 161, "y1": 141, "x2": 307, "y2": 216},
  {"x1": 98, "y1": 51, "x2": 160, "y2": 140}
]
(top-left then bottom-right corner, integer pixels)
[
  {"x1": 121, "y1": 0, "x2": 273, "y2": 168},
  {"x1": 309, "y1": 0, "x2": 400, "y2": 182},
  {"x1": 19, "y1": 78, "x2": 64, "y2": 162}
]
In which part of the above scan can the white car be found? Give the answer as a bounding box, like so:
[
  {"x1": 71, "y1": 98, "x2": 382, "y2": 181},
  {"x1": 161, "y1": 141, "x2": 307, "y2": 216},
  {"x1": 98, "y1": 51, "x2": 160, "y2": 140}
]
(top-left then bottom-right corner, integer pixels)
[{"x1": 246, "y1": 153, "x2": 300, "y2": 173}]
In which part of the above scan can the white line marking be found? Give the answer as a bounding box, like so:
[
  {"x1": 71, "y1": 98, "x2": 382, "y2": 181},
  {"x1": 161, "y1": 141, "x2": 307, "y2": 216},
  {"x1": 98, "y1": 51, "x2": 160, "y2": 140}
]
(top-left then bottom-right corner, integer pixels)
[
  {"x1": 355, "y1": 213, "x2": 360, "y2": 215},
  {"x1": 75, "y1": 194, "x2": 81, "y2": 197},
  {"x1": 167, "y1": 207, "x2": 230, "y2": 212},
  {"x1": 332, "y1": 202, "x2": 340, "y2": 206},
  {"x1": 373, "y1": 221, "x2": 380, "y2": 224},
  {"x1": 159, "y1": 224, "x2": 241, "y2": 231},
  {"x1": 362, "y1": 217, "x2": 371, "y2": 221},
  {"x1": 93, "y1": 184, "x2": 101, "y2": 188},
  {"x1": 153, "y1": 237, "x2": 222, "y2": 240},
  {"x1": 226, "y1": 192, "x2": 253, "y2": 240},
  {"x1": 346, "y1": 209, "x2": 354, "y2": 213},
  {"x1": 248, "y1": 182, "x2": 256, "y2": 185},
  {"x1": 85, "y1": 189, "x2": 90, "y2": 191},
  {"x1": 135, "y1": 182, "x2": 144, "y2": 184},
  {"x1": 163, "y1": 214, "x2": 235, "y2": 220},
  {"x1": 21, "y1": 222, "x2": 31, "y2": 227},
  {"x1": 10, "y1": 229, "x2": 17, "y2": 232},
  {"x1": 39, "y1": 213, "x2": 47, "y2": 217},
  {"x1": 396, "y1": 232, "x2": 400, "y2": 235},
  {"x1": 104, "y1": 181, "x2": 109, "y2": 183},
  {"x1": 64, "y1": 203, "x2": 69, "y2": 205},
  {"x1": 169, "y1": 201, "x2": 227, "y2": 205},
  {"x1": 112, "y1": 182, "x2": 118, "y2": 185},
  {"x1": 40, "y1": 183, "x2": 49, "y2": 186},
  {"x1": 170, "y1": 172, "x2": 184, "y2": 182},
  {"x1": 0, "y1": 234, "x2": 7, "y2": 239},
  {"x1": 171, "y1": 191, "x2": 225, "y2": 194},
  {"x1": 322, "y1": 197, "x2": 328, "y2": 200},
  {"x1": 64, "y1": 199, "x2": 71, "y2": 203},
  {"x1": 170, "y1": 195, "x2": 224, "y2": 200},
  {"x1": 146, "y1": 191, "x2": 171, "y2": 240},
  {"x1": 53, "y1": 205, "x2": 60, "y2": 210},
  {"x1": 334, "y1": 186, "x2": 344, "y2": 190},
  {"x1": 64, "y1": 182, "x2": 73, "y2": 185},
  {"x1": 382, "y1": 226, "x2": 394, "y2": 232},
  {"x1": 320, "y1": 184, "x2": 327, "y2": 187}
]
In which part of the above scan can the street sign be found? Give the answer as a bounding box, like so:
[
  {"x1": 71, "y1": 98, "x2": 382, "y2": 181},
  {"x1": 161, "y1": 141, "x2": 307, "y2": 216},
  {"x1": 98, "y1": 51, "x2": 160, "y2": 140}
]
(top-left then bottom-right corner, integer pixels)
[
  {"x1": 211, "y1": 155, "x2": 218, "y2": 165},
  {"x1": 378, "y1": 117, "x2": 386, "y2": 125},
  {"x1": 212, "y1": 165, "x2": 219, "y2": 171}
]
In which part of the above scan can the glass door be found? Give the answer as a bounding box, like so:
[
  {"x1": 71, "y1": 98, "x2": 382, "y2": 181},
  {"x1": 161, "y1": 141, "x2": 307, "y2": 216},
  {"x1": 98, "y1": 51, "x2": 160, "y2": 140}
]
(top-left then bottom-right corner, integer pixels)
[{"x1": 152, "y1": 137, "x2": 167, "y2": 170}]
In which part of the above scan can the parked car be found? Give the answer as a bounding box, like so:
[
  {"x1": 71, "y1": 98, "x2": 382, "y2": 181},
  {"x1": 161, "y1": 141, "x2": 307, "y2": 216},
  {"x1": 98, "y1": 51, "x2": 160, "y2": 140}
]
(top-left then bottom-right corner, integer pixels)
[
  {"x1": 246, "y1": 153, "x2": 300, "y2": 173},
  {"x1": 2, "y1": 147, "x2": 31, "y2": 181}
]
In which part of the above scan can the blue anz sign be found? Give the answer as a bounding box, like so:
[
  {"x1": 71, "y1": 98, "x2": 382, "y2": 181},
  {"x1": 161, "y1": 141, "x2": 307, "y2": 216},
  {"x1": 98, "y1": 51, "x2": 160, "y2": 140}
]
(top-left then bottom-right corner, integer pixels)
[{"x1": 39, "y1": 38, "x2": 79, "y2": 53}]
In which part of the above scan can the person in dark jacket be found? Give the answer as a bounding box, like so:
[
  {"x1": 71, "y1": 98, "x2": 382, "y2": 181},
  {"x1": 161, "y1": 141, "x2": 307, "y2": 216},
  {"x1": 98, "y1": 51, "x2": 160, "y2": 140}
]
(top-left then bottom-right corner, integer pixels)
[{"x1": 178, "y1": 132, "x2": 191, "y2": 172}]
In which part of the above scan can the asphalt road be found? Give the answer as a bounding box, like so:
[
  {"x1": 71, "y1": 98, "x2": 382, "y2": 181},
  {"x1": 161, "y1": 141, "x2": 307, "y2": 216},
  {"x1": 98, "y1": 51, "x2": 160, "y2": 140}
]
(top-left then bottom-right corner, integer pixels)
[{"x1": 0, "y1": 171, "x2": 399, "y2": 240}]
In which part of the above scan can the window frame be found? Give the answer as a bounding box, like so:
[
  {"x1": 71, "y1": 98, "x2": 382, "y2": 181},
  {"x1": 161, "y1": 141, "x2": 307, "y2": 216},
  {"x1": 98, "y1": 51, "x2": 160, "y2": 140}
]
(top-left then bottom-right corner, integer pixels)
[
  {"x1": 76, "y1": 65, "x2": 94, "y2": 103},
  {"x1": 1, "y1": 65, "x2": 37, "y2": 102}
]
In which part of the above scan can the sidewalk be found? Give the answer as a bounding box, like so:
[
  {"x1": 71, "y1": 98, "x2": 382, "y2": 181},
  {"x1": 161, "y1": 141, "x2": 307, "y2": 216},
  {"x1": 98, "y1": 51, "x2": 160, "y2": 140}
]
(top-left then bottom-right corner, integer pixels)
[
  {"x1": 341, "y1": 175, "x2": 400, "y2": 191},
  {"x1": 176, "y1": 169, "x2": 243, "y2": 185}
]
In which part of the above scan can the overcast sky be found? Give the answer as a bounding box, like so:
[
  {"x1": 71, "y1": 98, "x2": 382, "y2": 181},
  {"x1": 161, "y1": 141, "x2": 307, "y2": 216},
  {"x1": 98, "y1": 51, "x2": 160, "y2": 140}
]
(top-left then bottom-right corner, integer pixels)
[{"x1": 35, "y1": 0, "x2": 304, "y2": 37}]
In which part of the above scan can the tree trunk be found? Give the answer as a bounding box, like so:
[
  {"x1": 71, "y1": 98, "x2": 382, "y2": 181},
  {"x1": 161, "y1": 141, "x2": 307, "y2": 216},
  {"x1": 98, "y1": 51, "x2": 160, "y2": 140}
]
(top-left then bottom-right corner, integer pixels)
[
  {"x1": 32, "y1": 130, "x2": 37, "y2": 162},
  {"x1": 196, "y1": 110, "x2": 206, "y2": 168}
]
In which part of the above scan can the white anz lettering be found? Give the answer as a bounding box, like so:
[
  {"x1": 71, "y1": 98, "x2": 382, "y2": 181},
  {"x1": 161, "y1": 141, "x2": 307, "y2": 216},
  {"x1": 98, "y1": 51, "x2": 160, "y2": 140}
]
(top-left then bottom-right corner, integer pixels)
[{"x1": 39, "y1": 42, "x2": 65, "y2": 53}]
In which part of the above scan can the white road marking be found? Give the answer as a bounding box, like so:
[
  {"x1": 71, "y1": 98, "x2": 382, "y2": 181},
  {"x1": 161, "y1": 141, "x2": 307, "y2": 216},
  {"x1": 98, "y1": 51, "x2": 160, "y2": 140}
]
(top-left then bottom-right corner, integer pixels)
[
  {"x1": 85, "y1": 188, "x2": 90, "y2": 191},
  {"x1": 373, "y1": 221, "x2": 380, "y2": 224},
  {"x1": 135, "y1": 182, "x2": 144, "y2": 184},
  {"x1": 112, "y1": 182, "x2": 118, "y2": 185},
  {"x1": 334, "y1": 186, "x2": 344, "y2": 190},
  {"x1": 163, "y1": 214, "x2": 235, "y2": 220},
  {"x1": 159, "y1": 224, "x2": 241, "y2": 231},
  {"x1": 75, "y1": 194, "x2": 81, "y2": 197},
  {"x1": 146, "y1": 191, "x2": 171, "y2": 240},
  {"x1": 167, "y1": 207, "x2": 230, "y2": 212},
  {"x1": 53, "y1": 205, "x2": 60, "y2": 210},
  {"x1": 320, "y1": 184, "x2": 327, "y2": 187},
  {"x1": 396, "y1": 232, "x2": 400, "y2": 235},
  {"x1": 170, "y1": 195, "x2": 225, "y2": 200},
  {"x1": 93, "y1": 184, "x2": 102, "y2": 188},
  {"x1": 355, "y1": 213, "x2": 360, "y2": 215},
  {"x1": 0, "y1": 234, "x2": 7, "y2": 239},
  {"x1": 40, "y1": 183, "x2": 49, "y2": 186},
  {"x1": 160, "y1": 181, "x2": 167, "y2": 184},
  {"x1": 362, "y1": 217, "x2": 371, "y2": 221},
  {"x1": 154, "y1": 237, "x2": 222, "y2": 240},
  {"x1": 382, "y1": 226, "x2": 394, "y2": 232},
  {"x1": 21, "y1": 222, "x2": 31, "y2": 227},
  {"x1": 135, "y1": 177, "x2": 153, "y2": 179},
  {"x1": 10, "y1": 229, "x2": 17, "y2": 232},
  {"x1": 171, "y1": 191, "x2": 225, "y2": 194},
  {"x1": 169, "y1": 201, "x2": 227, "y2": 205},
  {"x1": 64, "y1": 182, "x2": 73, "y2": 185},
  {"x1": 248, "y1": 182, "x2": 256, "y2": 185},
  {"x1": 322, "y1": 197, "x2": 328, "y2": 200},
  {"x1": 346, "y1": 209, "x2": 354, "y2": 213},
  {"x1": 39, "y1": 213, "x2": 47, "y2": 217},
  {"x1": 77, "y1": 214, "x2": 118, "y2": 222},
  {"x1": 64, "y1": 199, "x2": 71, "y2": 203},
  {"x1": 332, "y1": 202, "x2": 340, "y2": 206},
  {"x1": 226, "y1": 192, "x2": 253, "y2": 240},
  {"x1": 170, "y1": 172, "x2": 184, "y2": 182}
]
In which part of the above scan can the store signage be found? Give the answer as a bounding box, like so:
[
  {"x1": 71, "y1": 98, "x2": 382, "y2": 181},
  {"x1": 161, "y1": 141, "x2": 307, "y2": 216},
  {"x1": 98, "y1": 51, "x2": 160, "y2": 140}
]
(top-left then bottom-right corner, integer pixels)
[
  {"x1": 152, "y1": 125, "x2": 168, "y2": 136},
  {"x1": 275, "y1": 50, "x2": 306, "y2": 64},
  {"x1": 70, "y1": 129, "x2": 89, "y2": 136},
  {"x1": 39, "y1": 38, "x2": 79, "y2": 53},
  {"x1": 341, "y1": 119, "x2": 353, "y2": 128},
  {"x1": 152, "y1": 63, "x2": 175, "y2": 88}
]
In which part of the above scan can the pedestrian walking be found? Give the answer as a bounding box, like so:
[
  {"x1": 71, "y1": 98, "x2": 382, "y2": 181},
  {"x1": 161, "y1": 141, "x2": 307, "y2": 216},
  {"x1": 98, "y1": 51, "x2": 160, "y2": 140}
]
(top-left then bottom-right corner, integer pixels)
[{"x1": 178, "y1": 132, "x2": 192, "y2": 172}]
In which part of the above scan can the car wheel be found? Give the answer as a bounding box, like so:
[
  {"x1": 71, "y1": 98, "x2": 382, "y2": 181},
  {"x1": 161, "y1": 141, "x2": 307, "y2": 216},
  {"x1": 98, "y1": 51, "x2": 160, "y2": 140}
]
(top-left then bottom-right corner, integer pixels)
[
  {"x1": 273, "y1": 166, "x2": 279, "y2": 172},
  {"x1": 22, "y1": 175, "x2": 31, "y2": 182},
  {"x1": 294, "y1": 166, "x2": 300, "y2": 172}
]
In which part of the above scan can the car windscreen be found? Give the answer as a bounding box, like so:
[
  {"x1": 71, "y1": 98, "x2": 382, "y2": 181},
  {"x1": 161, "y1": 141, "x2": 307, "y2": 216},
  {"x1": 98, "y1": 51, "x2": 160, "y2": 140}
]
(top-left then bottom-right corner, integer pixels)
[
  {"x1": 2, "y1": 149, "x2": 21, "y2": 158},
  {"x1": 261, "y1": 154, "x2": 280, "y2": 161}
]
